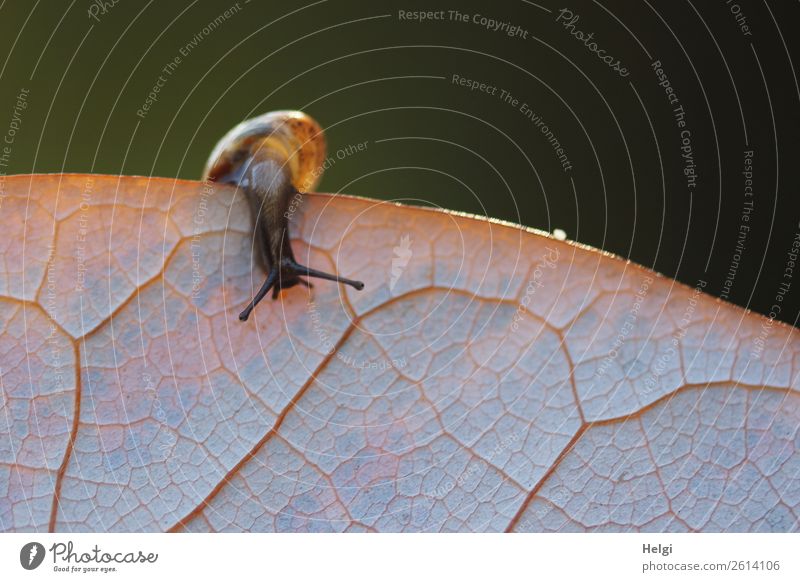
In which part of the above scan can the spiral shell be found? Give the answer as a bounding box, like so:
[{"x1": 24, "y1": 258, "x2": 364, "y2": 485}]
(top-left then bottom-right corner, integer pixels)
[{"x1": 202, "y1": 110, "x2": 327, "y2": 192}]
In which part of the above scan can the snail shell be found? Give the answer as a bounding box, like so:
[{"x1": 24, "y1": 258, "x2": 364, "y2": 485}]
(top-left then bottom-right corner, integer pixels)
[{"x1": 203, "y1": 110, "x2": 327, "y2": 192}]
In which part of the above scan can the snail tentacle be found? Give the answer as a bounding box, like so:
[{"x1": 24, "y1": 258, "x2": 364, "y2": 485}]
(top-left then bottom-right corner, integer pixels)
[{"x1": 239, "y1": 269, "x2": 278, "y2": 321}]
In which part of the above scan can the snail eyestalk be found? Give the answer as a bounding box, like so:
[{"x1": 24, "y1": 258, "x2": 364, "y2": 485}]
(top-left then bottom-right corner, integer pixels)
[{"x1": 238, "y1": 260, "x2": 365, "y2": 322}]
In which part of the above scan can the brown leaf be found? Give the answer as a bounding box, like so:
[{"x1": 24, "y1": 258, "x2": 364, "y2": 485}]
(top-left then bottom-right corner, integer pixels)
[{"x1": 1, "y1": 174, "x2": 798, "y2": 532}]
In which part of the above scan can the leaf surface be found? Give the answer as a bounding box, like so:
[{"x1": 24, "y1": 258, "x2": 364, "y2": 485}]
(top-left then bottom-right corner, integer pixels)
[{"x1": 1, "y1": 174, "x2": 798, "y2": 532}]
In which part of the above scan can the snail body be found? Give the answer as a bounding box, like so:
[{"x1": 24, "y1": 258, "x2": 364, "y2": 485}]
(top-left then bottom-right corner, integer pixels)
[{"x1": 202, "y1": 110, "x2": 364, "y2": 321}]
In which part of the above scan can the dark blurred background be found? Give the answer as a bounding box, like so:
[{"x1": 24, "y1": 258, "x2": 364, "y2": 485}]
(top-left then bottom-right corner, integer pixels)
[{"x1": 0, "y1": 0, "x2": 798, "y2": 324}]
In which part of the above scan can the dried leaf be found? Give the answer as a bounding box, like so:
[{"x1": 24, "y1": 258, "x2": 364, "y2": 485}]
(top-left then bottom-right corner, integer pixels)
[{"x1": 1, "y1": 174, "x2": 798, "y2": 532}]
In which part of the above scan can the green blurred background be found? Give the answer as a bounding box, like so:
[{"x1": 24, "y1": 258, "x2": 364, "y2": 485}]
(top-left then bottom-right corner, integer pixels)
[{"x1": 0, "y1": 0, "x2": 798, "y2": 324}]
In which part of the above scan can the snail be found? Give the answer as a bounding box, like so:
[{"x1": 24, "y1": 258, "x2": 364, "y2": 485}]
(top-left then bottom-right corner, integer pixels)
[{"x1": 202, "y1": 110, "x2": 364, "y2": 321}]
